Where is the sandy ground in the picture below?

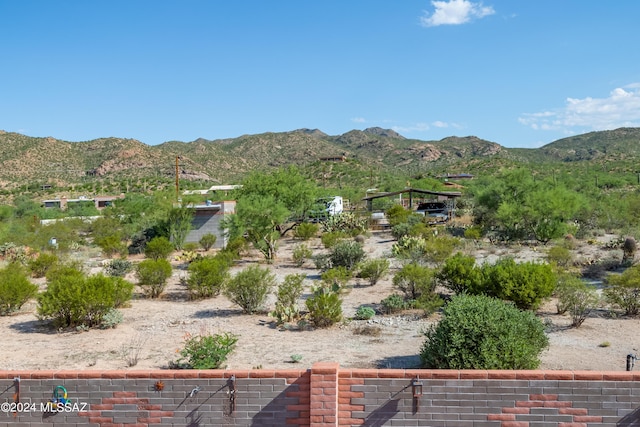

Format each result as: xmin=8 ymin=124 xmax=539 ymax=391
xmin=0 ymin=231 xmax=637 ymax=372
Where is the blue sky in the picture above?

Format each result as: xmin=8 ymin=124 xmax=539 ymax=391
xmin=2 ymin=1 xmax=640 ymax=148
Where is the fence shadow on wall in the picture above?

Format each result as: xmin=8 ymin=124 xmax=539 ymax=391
xmin=618 ymin=406 xmax=640 ymax=426
xmin=251 ymin=374 xmax=309 ymax=426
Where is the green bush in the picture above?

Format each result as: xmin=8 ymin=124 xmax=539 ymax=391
xmin=391 ymin=223 xmax=412 ymax=240
xmin=136 ymin=259 xmax=173 ymax=298
xmin=463 ymin=226 xmax=482 ymax=240
xmin=271 ymin=274 xmax=305 ymax=324
xmin=292 ymin=243 xmax=313 ymax=267
xmin=321 ymin=212 xmax=367 ymax=235
xmin=186 ymin=255 xmax=231 ymax=299
xmin=437 ymin=253 xmax=483 ymax=295
xmin=27 ymin=252 xmax=59 ymax=278
xmin=482 ymin=258 xmax=556 ymax=310
xmin=321 ymin=267 xmax=352 ymax=289
xmin=100 ymin=308 xmax=124 ymax=329
xmin=0 ymin=263 xmax=38 ymax=315
xmin=321 ymin=231 xmax=346 ymax=249
xmin=305 ymin=285 xmax=343 ymax=328
xmin=392 ymin=263 xmax=434 ymax=300
xmin=329 ymin=240 xmax=365 ymax=271
xmin=546 ymin=245 xmax=573 ymax=269
xmin=199 ymin=233 xmax=217 ymax=251
xmin=357 ymin=258 xmax=390 ymax=286
xmin=354 ymin=306 xmax=376 ymax=320
xmin=144 ymin=236 xmax=174 ymax=260
xmin=420 ymin=294 xmax=549 ymax=369
xmin=38 ymin=270 xmax=134 ymax=328
xmin=411 ymin=292 xmax=444 ymax=316
xmin=96 ymin=234 xmax=128 ymax=258
xmin=604 ymin=264 xmax=640 ymax=315
xmin=294 ymin=222 xmax=319 ymax=240
xmin=224 ymin=265 xmax=276 ymax=314
xmin=104 ymin=259 xmax=133 ymax=277
xmin=555 ymin=274 xmax=599 ymax=327
xmin=385 ymin=204 xmax=412 ymax=227
xmin=175 ymin=332 xmax=238 ymax=369
xmin=380 ymin=294 xmax=406 ymax=314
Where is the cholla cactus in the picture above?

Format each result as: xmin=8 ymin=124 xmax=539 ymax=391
xmin=321 ymin=212 xmax=367 ymax=234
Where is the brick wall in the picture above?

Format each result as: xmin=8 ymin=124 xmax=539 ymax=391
xmin=1 ymin=365 xmax=639 ymax=426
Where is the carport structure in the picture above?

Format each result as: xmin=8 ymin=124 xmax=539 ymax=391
xmin=362 ymin=187 xmax=462 ymax=219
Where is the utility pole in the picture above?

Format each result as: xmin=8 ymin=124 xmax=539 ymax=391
xmin=175 ymin=156 xmax=181 ymax=201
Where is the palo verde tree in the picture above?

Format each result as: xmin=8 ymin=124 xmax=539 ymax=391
xmin=223 ymin=166 xmax=320 ymax=261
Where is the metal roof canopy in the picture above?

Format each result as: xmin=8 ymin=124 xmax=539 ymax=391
xmin=362 ymin=188 xmax=461 ymax=211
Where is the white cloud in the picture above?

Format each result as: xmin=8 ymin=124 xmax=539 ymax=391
xmin=351 ymin=117 xmax=367 ymax=123
xmin=421 ymin=0 xmax=495 ymax=27
xmin=519 ymin=84 xmax=640 ymax=133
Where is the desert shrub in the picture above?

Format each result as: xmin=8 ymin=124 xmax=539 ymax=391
xmin=175 ymin=332 xmax=238 ymax=369
xmin=28 ymin=252 xmax=59 ymax=278
xmin=436 ymin=253 xmax=483 ymax=295
xmin=392 ymin=263 xmax=435 ymax=300
xmin=604 ymin=264 xmax=640 ymax=315
xmin=354 ymin=306 xmax=376 ymax=320
xmin=294 ymin=222 xmax=319 ymax=240
xmin=357 ymin=258 xmax=390 ymax=286
xmin=104 ymin=259 xmax=133 ymax=277
xmin=271 ymin=274 xmax=305 ymax=324
xmin=321 ymin=267 xmax=352 ymax=288
xmin=292 ymin=243 xmax=312 ymax=267
xmin=420 ymin=294 xmax=549 ymax=369
xmin=321 ymin=231 xmax=347 ymax=249
xmin=100 ymin=308 xmax=124 ymax=329
xmin=96 ymin=234 xmax=128 ymax=258
xmin=144 ymin=236 xmax=174 ymax=260
xmin=312 ymin=253 xmax=332 ymax=271
xmin=136 ymin=259 xmax=173 ymax=298
xmin=411 ymin=292 xmax=444 ymax=316
xmin=199 ymin=233 xmax=217 ymax=251
xmin=555 ymin=274 xmax=599 ymax=327
xmin=380 ymin=294 xmax=407 ymax=314
xmin=182 ymin=242 xmax=200 ymax=252
xmin=0 ymin=263 xmax=38 ymax=315
xmin=481 ymin=258 xmax=556 ymax=310
xmin=329 ymin=240 xmax=365 ymax=271
xmin=546 ymin=245 xmax=572 ymax=269
xmin=224 ymin=265 xmax=276 ymax=314
xmin=385 ymin=204 xmax=412 ymax=227
xmin=38 ymin=271 xmax=133 ymax=328
xmin=305 ymin=285 xmax=343 ymax=327
xmin=463 ymin=226 xmax=482 ymax=240
xmin=221 ymin=236 xmax=247 ymax=259
xmin=391 ymin=222 xmax=412 ymax=240
xmin=186 ymin=256 xmax=230 ymax=299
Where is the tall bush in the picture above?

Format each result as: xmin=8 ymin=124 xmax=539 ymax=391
xmin=329 ymin=240 xmax=365 ymax=271
xmin=421 ymin=294 xmax=549 ymax=369
xmin=604 ymin=264 xmax=640 ymax=315
xmin=38 ymin=271 xmax=133 ymax=328
xmin=0 ymin=263 xmax=38 ymax=315
xmin=224 ymin=265 xmax=276 ymax=314
xmin=144 ymin=236 xmax=174 ymax=260
xmin=392 ymin=263 xmax=434 ymax=300
xmin=186 ymin=255 xmax=231 ymax=299
xmin=136 ymin=259 xmax=173 ymax=298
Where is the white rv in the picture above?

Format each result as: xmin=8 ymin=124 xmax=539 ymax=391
xmin=310 ymin=196 xmax=344 ymax=220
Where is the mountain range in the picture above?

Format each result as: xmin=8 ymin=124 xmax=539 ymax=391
xmin=1 ymin=127 xmax=640 ymax=191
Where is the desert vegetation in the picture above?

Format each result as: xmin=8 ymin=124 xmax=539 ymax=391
xmin=2 ymin=127 xmax=640 ymax=370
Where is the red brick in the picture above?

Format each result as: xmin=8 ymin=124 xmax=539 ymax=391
xmin=487 ymin=370 xmax=517 ymax=380
xmin=603 ymin=372 xmax=635 ymax=381
xmin=311 ymin=362 xmax=339 ymax=375
xmin=530 ymin=394 xmax=558 ymax=401
xmin=572 ymin=371 xmax=604 ymax=381
xmin=574 ymin=416 xmax=603 ymax=422
xmin=92 ymin=404 xmax=115 ymax=410
xmin=543 ymin=371 xmax=574 ymax=380
xmin=559 ymin=408 xmax=588 ymax=415
xmin=501 ymin=422 xmax=529 ymax=427
xmin=558 ymin=423 xmax=587 ymax=427
xmin=459 ymin=370 xmax=489 ymax=379
xmin=502 ymin=407 xmax=530 ymax=414
xmin=516 ymin=400 xmax=544 ymax=407
xmin=138 ymin=418 xmax=162 ymax=424
xmin=487 ymin=414 xmax=515 ymax=421
xmin=339 ymin=418 xmax=364 ymax=425
xmin=113 ymin=391 xmax=137 ymax=398
xmin=149 ymin=410 xmax=174 ymax=417
xmin=544 ymin=401 xmax=572 ymax=408
xmin=339 ymin=378 xmax=364 ymax=385
xmin=250 ymin=370 xmax=278 ymax=378
xmin=89 ymin=417 xmax=114 ymax=424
